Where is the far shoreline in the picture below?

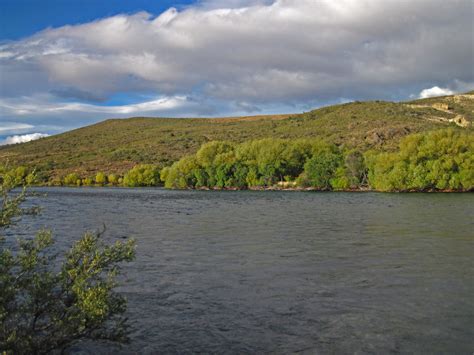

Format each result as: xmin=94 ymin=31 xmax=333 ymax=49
xmin=30 ymin=185 xmax=473 ymax=193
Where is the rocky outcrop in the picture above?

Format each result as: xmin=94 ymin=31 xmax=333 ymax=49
xmin=432 ymin=103 xmax=453 ymax=112
xmin=452 ymin=115 xmax=470 ymax=127
xmin=406 ymin=94 xmax=473 ymax=128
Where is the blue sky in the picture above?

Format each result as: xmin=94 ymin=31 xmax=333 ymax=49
xmin=0 ymin=0 xmax=195 ymax=40
xmin=0 ymin=0 xmax=472 ymax=144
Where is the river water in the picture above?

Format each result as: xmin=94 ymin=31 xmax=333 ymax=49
xmin=12 ymin=188 xmax=474 ymax=353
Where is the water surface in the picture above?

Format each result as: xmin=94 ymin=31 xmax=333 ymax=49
xmin=15 ymin=188 xmax=474 ymax=353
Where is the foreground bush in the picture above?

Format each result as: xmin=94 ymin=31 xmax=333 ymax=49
xmin=0 ymin=230 xmax=135 ymax=353
xmin=0 ymin=166 xmax=35 ymax=188
xmin=0 ymin=170 xmax=136 ymax=353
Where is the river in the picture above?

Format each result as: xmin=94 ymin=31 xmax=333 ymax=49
xmin=12 ymin=188 xmax=474 ymax=353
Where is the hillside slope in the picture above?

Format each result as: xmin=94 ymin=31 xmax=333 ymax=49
xmin=1 ymin=93 xmax=472 ymax=180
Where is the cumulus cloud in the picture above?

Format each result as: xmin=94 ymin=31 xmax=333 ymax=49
xmin=419 ymin=86 xmax=454 ymax=99
xmin=0 ymin=0 xmax=472 ymax=134
xmin=0 ymin=133 xmax=49 ymax=145
xmin=417 ymin=80 xmax=474 ymax=99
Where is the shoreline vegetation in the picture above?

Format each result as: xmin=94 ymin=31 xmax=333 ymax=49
xmin=2 ymin=128 xmax=473 ymax=193
xmin=1 ymin=92 xmax=473 ymax=183
xmin=23 ymin=185 xmax=473 ymax=193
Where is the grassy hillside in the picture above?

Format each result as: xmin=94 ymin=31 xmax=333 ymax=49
xmin=1 ymin=93 xmax=472 ymax=180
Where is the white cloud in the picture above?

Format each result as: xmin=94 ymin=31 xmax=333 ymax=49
xmin=0 ymin=95 xmax=204 ymax=117
xmin=0 ymin=0 xmax=472 ymax=134
xmin=419 ymin=86 xmax=455 ymax=99
xmin=0 ymin=133 xmax=49 ymax=145
xmin=0 ymin=122 xmax=34 ymax=134
xmin=1 ymin=0 xmax=471 ymax=101
xmin=197 ymin=0 xmax=274 ymax=9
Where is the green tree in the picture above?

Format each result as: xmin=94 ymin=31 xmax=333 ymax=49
xmin=344 ymin=150 xmax=367 ymax=187
xmin=123 ymin=164 xmax=160 ymax=187
xmin=162 ymin=156 xmax=199 ymax=189
xmin=366 ymin=129 xmax=473 ymax=191
xmin=301 ymin=147 xmax=343 ymax=190
xmin=235 ymin=139 xmax=287 ymax=186
xmin=281 ymin=140 xmax=313 ymax=179
xmin=196 ymin=141 xmax=234 ymax=167
xmin=0 ymin=172 xmax=136 ymax=353
xmin=228 ymin=162 xmax=249 ymax=188
xmin=158 ymin=128 xmax=473 ymax=192
xmin=196 ymin=141 xmax=235 ymax=188
xmin=330 ymin=166 xmax=351 ymax=190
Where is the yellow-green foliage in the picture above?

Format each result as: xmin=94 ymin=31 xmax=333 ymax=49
xmin=82 ymin=177 xmax=93 ymax=186
xmin=107 ymin=174 xmax=119 ymax=185
xmin=95 ymin=172 xmax=107 ymax=185
xmin=0 ymin=166 xmax=35 ymax=187
xmin=161 ymin=138 xmax=357 ymax=190
xmin=366 ymin=129 xmax=474 ymax=191
xmin=122 ymin=164 xmax=160 ymax=187
xmin=63 ymin=173 xmax=80 ymax=186
xmin=162 ymin=156 xmax=199 ymax=189
xmin=162 ymin=128 xmax=473 ymax=191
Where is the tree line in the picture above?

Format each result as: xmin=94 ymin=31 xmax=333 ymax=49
xmin=2 ymin=128 xmax=472 ymax=191
xmin=49 ymin=165 xmax=159 ymax=188
xmin=161 ymin=128 xmax=473 ymax=191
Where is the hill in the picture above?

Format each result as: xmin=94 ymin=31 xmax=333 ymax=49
xmin=1 ymin=93 xmax=472 ymax=181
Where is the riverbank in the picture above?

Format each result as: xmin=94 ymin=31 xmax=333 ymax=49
xmin=189 ymin=186 xmax=472 ymax=193
xmin=32 ymin=183 xmax=472 ymax=193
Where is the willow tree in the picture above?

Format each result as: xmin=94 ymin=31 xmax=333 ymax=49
xmin=0 ymin=169 xmax=136 ymax=354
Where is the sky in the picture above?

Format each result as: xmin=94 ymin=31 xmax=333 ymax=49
xmin=0 ymin=0 xmax=473 ymax=144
